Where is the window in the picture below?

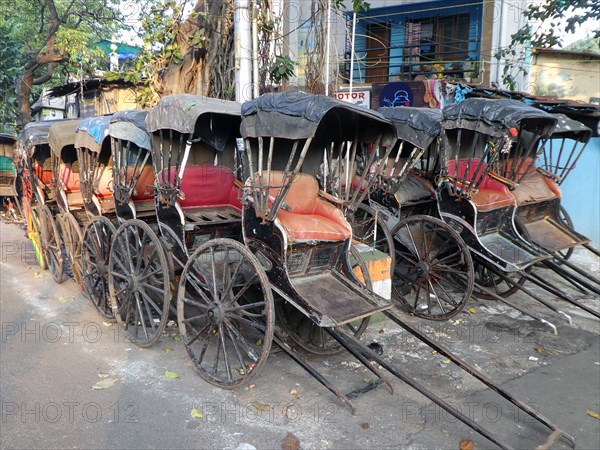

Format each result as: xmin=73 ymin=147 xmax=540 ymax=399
xmin=405 ymin=14 xmax=470 ymax=64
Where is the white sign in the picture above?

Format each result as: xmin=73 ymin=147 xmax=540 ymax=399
xmin=334 ymin=91 xmax=371 ymax=109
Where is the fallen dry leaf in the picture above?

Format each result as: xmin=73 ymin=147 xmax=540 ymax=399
xmin=459 ymin=439 xmax=474 ymax=450
xmin=468 ymin=307 xmax=476 ymax=314
xmin=97 ymin=373 xmax=109 ymax=379
xmin=535 ymin=347 xmax=545 ymax=354
xmin=164 ymin=370 xmax=179 ymax=379
xmin=164 ymin=347 xmax=172 ymax=353
xmin=281 ymin=432 xmax=300 ymax=450
xmin=361 ymin=422 xmax=369 ymax=429
xmin=92 ymin=378 xmax=116 ymax=390
xmin=289 ymin=389 xmax=300 ymax=399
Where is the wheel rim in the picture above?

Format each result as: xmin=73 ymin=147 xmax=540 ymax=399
xmin=391 ymin=216 xmax=474 ymax=320
xmin=40 ymin=205 xmax=64 ymax=283
xmin=109 ymin=219 xmax=170 ymax=347
xmin=82 ymin=217 xmax=116 ymax=320
xmin=61 ymin=213 xmax=84 ymax=289
xmin=177 ymin=238 xmax=274 ymax=388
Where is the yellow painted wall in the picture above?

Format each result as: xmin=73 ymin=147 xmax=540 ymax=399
xmin=530 ymin=52 xmax=600 ymax=103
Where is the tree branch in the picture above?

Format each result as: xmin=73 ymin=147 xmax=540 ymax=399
xmin=33 ymin=61 xmax=59 ymax=85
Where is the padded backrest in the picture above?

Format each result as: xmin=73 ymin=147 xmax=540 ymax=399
xmin=95 ymin=165 xmax=113 ymax=197
xmin=381 ymin=157 xmax=411 ymax=177
xmin=0 ymin=156 xmax=15 ymax=174
xmin=162 ymin=165 xmax=241 ymax=209
xmin=33 ymin=162 xmax=53 ymax=186
xmin=263 ymin=171 xmax=318 ymax=214
xmin=447 ymin=158 xmax=488 ymax=182
xmin=497 ymin=157 xmax=536 ymax=179
xmin=59 ymin=163 xmax=80 ymax=192
xmin=132 ymin=165 xmax=155 ymax=201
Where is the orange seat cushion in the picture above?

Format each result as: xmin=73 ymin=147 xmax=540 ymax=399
xmin=59 ymin=164 xmax=80 ymax=192
xmin=447 ymin=159 xmax=516 ymax=211
xmin=262 ymin=171 xmax=351 ymax=242
xmin=33 ymin=163 xmax=53 ymax=186
xmin=131 ymin=165 xmax=155 ymax=202
xmin=512 ymin=171 xmax=561 ymax=205
xmin=159 ymin=165 xmax=241 ymax=210
xmin=95 ymin=166 xmax=113 ymax=198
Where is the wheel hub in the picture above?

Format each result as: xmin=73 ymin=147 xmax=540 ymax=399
xmin=207 ymin=304 xmax=224 ymax=325
xmin=415 ymin=261 xmax=430 ymax=278
xmin=97 ymin=263 xmax=107 ymax=277
xmin=126 ymin=276 xmax=139 ymax=293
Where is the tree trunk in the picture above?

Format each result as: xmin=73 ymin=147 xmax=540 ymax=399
xmin=158 ymin=0 xmax=235 ymax=99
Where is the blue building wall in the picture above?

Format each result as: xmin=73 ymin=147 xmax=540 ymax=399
xmin=351 ymin=0 xmax=483 ymax=83
xmin=560 ymin=137 xmax=600 ymax=246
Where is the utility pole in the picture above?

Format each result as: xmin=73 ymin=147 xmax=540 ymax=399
xmin=235 ymin=0 xmax=253 ymax=102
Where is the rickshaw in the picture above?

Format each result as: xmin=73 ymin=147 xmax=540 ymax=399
xmin=493 ymin=113 xmax=600 ymax=303
xmin=362 ymin=106 xmax=475 ymax=320
xmin=175 ymin=92 xmax=574 ymax=449
xmin=106 ymin=109 xmax=161 ymax=339
xmin=47 ymin=119 xmax=85 ymax=287
xmin=20 ymin=121 xmax=62 ymax=276
xmin=0 ymin=133 xmax=22 ymax=220
xmin=74 ymin=115 xmax=117 ymax=318
xmin=437 ymin=98 xmax=597 ymax=324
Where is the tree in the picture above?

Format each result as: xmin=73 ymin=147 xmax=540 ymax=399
xmin=118 ymin=0 xmax=373 ymax=105
xmin=2 ymin=0 xmax=124 ymax=126
xmin=0 ymin=23 xmax=27 ymax=133
xmin=496 ymin=0 xmax=600 ymax=90
xmin=114 ymin=0 xmax=236 ymax=105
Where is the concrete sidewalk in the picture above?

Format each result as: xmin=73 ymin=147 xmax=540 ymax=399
xmin=1 ymin=220 xmax=599 ymax=449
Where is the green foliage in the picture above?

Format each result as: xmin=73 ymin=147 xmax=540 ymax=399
xmin=269 ymin=55 xmax=296 ymax=85
xmin=565 ymin=37 xmax=600 ymax=54
xmin=0 ymin=24 xmax=26 ymax=132
xmin=1 ymin=0 xmax=125 ymax=124
xmin=497 ymin=0 xmax=599 ymax=89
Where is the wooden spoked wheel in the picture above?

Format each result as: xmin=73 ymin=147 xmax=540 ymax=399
xmin=82 ymin=216 xmax=117 ymax=320
xmin=40 ymin=205 xmax=65 ymax=283
xmin=391 ymin=215 xmax=474 ymax=320
xmin=60 ymin=212 xmax=84 ymax=290
xmin=109 ymin=219 xmax=170 ymax=347
xmin=275 ymin=246 xmax=371 ymax=355
xmin=177 ymin=238 xmax=274 ymax=388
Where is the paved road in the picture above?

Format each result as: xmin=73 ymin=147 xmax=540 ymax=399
xmin=1 ymin=220 xmax=599 ymax=449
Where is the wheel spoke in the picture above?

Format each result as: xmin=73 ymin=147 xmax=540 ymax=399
xmin=225 ymin=301 xmax=265 ymax=313
xmin=224 ymin=321 xmax=247 ymax=376
xmin=218 ymin=324 xmax=233 ymax=381
xmin=186 ymin=323 xmax=211 ymax=347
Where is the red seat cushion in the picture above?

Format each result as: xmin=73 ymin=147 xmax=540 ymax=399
xmin=261 ymin=171 xmax=351 ymax=242
xmin=160 ymin=165 xmax=241 ymax=210
xmin=59 ymin=164 xmax=80 ymax=192
xmin=447 ymin=159 xmax=516 ymax=211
